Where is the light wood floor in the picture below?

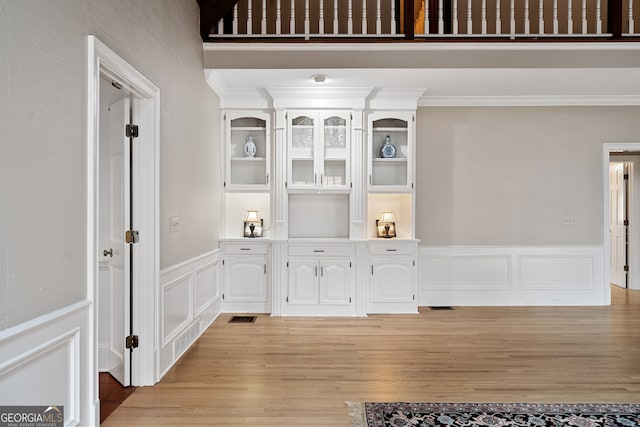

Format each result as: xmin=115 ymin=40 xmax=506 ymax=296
xmin=103 ymin=286 xmax=640 ymax=426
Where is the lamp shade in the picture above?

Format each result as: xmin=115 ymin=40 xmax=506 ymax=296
xmin=244 ymin=210 xmax=260 ymax=222
xmin=380 ymin=212 xmax=396 ymax=223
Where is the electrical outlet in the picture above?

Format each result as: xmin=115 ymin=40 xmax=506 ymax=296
xmin=170 ymin=216 xmax=180 ymax=233
xmin=562 ymin=215 xmax=577 ymax=226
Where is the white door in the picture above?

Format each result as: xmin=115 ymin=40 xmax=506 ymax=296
xmin=288 ymin=259 xmax=318 ymax=305
xmin=610 ymin=162 xmax=627 ymax=288
xmin=318 ymin=259 xmax=351 ymax=305
xmin=106 ymin=98 xmax=131 ymax=386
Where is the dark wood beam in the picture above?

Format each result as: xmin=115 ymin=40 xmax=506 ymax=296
xmin=404 ymin=0 xmax=415 ymax=40
xmin=197 ymin=0 xmax=239 ymax=41
xmin=607 ymin=0 xmax=623 ymax=39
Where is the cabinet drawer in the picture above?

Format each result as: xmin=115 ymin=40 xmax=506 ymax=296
xmin=289 ymin=244 xmax=352 ymax=257
xmin=223 ymin=242 xmax=269 ymax=255
xmin=369 ymin=244 xmax=415 ymax=256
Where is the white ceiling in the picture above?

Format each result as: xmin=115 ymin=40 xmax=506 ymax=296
xmin=203 ymin=42 xmax=640 ymax=106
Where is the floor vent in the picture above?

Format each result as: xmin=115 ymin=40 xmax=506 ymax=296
xmin=173 ymin=321 xmax=202 ymax=360
xmin=228 ymin=315 xmax=257 ymax=323
xmin=430 ymin=306 xmax=454 ymax=310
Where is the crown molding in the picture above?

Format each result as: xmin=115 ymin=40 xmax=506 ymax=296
xmin=418 ymin=95 xmax=640 ymax=107
xmin=266 ymin=87 xmax=373 ymax=109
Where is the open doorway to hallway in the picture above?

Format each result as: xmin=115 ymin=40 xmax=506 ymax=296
xmin=97 ymin=75 xmax=137 ymax=420
xmin=604 ymin=144 xmax=640 ymax=305
xmin=87 ymin=36 xmax=160 ymax=424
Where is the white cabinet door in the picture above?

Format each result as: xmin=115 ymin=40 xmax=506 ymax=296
xmin=224 ymin=256 xmax=268 ymax=302
xmin=288 ymin=259 xmax=318 ymax=305
xmin=368 ymin=112 xmax=414 ymax=192
xmin=288 ymin=110 xmax=350 ymax=191
xmin=225 ymin=111 xmax=270 ymax=191
xmin=370 ymin=257 xmax=414 ymax=303
xmin=319 ymin=259 xmax=351 ymax=305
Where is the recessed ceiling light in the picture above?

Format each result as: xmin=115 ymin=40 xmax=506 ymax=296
xmin=311 ymin=74 xmax=327 ymax=83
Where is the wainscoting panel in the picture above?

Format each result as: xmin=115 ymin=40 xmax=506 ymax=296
xmin=158 ymin=250 xmax=221 ymax=379
xmin=194 ymin=261 xmax=220 ymax=317
xmin=419 ymin=246 xmax=604 ymax=306
xmin=520 ymin=255 xmax=594 ymax=290
xmin=0 ymin=301 xmax=91 ymax=426
xmin=161 ymin=273 xmax=193 ymax=347
xmin=421 ymin=255 xmax=511 ymax=290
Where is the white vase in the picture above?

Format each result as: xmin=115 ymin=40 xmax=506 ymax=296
xmin=244 ymin=134 xmax=256 ymax=157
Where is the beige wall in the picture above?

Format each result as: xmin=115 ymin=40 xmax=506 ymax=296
xmin=0 ymin=0 xmax=221 ymax=329
xmin=415 ymin=106 xmax=640 ymax=246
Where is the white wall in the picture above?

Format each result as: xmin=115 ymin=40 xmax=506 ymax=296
xmin=0 ymin=0 xmax=221 ymax=329
xmin=415 ymin=106 xmax=640 ymax=246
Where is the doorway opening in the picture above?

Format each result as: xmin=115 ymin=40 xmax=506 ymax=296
xmin=97 ymin=75 xmax=136 ymax=415
xmin=603 ymin=143 xmax=640 ymax=305
xmin=87 ymin=35 xmax=160 ymax=423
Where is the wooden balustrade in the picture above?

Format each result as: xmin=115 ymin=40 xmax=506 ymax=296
xmin=204 ymin=0 xmax=640 ymax=40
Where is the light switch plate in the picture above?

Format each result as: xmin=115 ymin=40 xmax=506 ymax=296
xmin=170 ymin=216 xmax=180 ymax=232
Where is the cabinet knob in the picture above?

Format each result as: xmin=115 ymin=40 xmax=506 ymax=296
xmin=240 ymin=248 xmax=252 ymax=251
xmin=103 ymin=248 xmax=113 ymax=257
xmin=313 ymin=249 xmax=325 ymax=253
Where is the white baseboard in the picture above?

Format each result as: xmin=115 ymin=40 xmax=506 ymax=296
xmin=158 ymin=250 xmax=222 ymax=379
xmin=0 ymin=300 xmax=93 ymax=427
xmin=419 ymin=246 xmax=605 ymax=306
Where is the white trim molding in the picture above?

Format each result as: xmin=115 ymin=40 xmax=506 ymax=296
xmin=158 ymin=250 xmax=222 ymax=379
xmin=87 ymin=36 xmax=160 ymax=396
xmin=419 ymin=246 xmax=604 ymax=306
xmin=0 ymin=301 xmax=91 ymax=427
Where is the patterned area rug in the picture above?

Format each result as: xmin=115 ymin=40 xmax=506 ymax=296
xmin=346 ymin=402 xmax=640 ymax=427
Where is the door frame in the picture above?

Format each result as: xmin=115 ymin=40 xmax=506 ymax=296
xmin=87 ymin=35 xmax=159 ymax=401
xmin=603 ymin=143 xmax=640 ymax=304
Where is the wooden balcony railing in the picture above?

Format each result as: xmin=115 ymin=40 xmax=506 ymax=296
xmin=202 ymin=0 xmax=640 ymax=41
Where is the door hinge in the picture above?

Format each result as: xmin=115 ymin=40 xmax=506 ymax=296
xmin=624 ymin=219 xmax=629 ymax=226
xmin=624 ymin=265 xmax=629 ymax=272
xmin=125 ymin=335 xmax=139 ymax=349
xmin=624 ymin=173 xmax=629 ymax=180
xmin=125 ymin=230 xmax=139 ymax=244
xmin=126 ymin=124 xmax=139 ymax=138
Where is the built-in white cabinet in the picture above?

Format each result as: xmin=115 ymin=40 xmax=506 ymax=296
xmin=284 ymin=243 xmax=355 ymax=316
xmin=287 ymin=110 xmax=351 ymax=192
xmin=224 ymin=111 xmax=270 ymax=191
xmin=367 ymin=241 xmax=418 ymax=314
xmin=221 ymin=240 xmax=270 ymax=313
xmin=368 ymin=112 xmax=414 ymax=192
xmin=219 ymin=91 xmax=422 ymax=316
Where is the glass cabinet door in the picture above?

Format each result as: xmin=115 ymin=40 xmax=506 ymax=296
xmin=288 ymin=111 xmax=351 ymax=191
xmin=369 ymin=114 xmax=412 ymax=191
xmin=322 ymin=114 xmax=349 ymax=189
xmin=289 ymin=114 xmax=316 ymax=188
xmin=226 ymin=112 xmax=270 ymax=190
